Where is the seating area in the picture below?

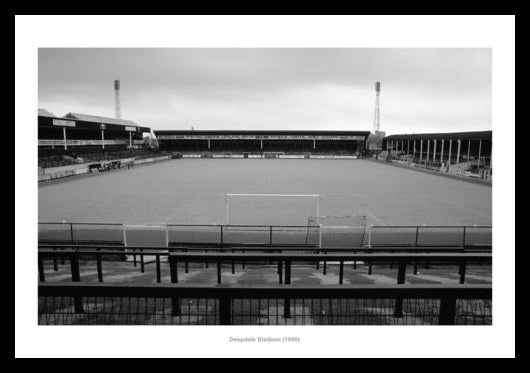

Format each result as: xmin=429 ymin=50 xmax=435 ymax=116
xmin=38 ymin=148 xmax=162 ymax=169
xmin=38 ymin=155 xmax=79 ymax=169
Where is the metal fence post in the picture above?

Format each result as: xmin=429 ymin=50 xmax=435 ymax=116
xmin=70 ymin=251 xmax=83 ymax=313
xmin=169 ymin=255 xmax=180 ymax=316
xmin=284 ymin=260 xmax=292 ymax=318
xmin=51 ymin=248 xmax=58 ymax=272
xmin=156 ymin=254 xmax=161 ymax=283
xmin=96 ymin=249 xmax=103 ymax=282
xmin=184 ymin=248 xmax=189 ymax=274
xmin=231 ymin=249 xmax=235 ymax=274
xmin=169 ymin=255 xmax=178 ymax=284
xmin=70 ymin=252 xmax=81 ymax=282
xmin=339 ymin=261 xmax=344 ymax=285
xmin=394 ymin=260 xmax=407 ymax=318
xmin=459 ymin=260 xmax=467 ymax=284
xmin=397 ymin=260 xmax=407 ymax=284
xmin=70 ymin=223 xmax=74 ymax=243
xmin=323 ymin=248 xmax=327 ymax=275
xmin=38 ymin=254 xmax=45 ymax=282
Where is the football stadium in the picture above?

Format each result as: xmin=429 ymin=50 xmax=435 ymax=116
xmin=37 ymin=104 xmax=492 ymax=326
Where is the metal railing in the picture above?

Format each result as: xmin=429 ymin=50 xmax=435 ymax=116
xmin=39 ymin=222 xmax=492 ymax=249
xmin=38 ymin=282 xmax=492 ymax=325
xmin=368 ymin=225 xmax=492 ymax=248
xmin=38 ymin=248 xmax=491 ymax=286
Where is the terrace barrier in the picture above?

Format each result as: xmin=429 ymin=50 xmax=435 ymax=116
xmin=38 ymin=282 xmax=492 ymax=325
xmin=38 ymin=248 xmax=491 ymax=287
xmin=39 ymin=222 xmax=492 ymax=249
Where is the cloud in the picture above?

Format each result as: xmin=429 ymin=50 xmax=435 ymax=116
xmin=38 ymin=48 xmax=492 ymax=134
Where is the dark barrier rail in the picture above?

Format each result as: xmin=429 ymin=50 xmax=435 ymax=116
xmin=38 ymin=249 xmax=491 ymax=288
xmin=38 ymin=282 xmax=492 ymax=325
xmin=166 ymin=252 xmax=491 ymax=286
xmin=39 ymin=222 xmax=492 ymax=249
xmin=39 ymin=242 xmax=491 ymax=284
xmin=369 ymin=225 xmax=492 ymax=248
xmin=38 ymin=243 xmax=491 ymax=252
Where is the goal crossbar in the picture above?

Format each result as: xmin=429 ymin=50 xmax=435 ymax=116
xmin=225 ymin=194 xmax=319 ymax=198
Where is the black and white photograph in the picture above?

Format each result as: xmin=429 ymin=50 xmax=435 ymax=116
xmin=15 ymin=15 xmax=515 ymax=358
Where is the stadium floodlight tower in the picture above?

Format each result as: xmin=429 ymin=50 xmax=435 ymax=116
xmin=373 ymin=81 xmax=381 ymax=133
xmin=114 ymin=79 xmax=121 ymax=119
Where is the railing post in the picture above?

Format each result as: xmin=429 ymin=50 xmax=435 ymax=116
xmin=339 ymin=261 xmax=344 ymax=285
xmin=219 ymin=296 xmax=232 ymax=325
xmin=323 ymin=248 xmax=327 ymax=275
xmin=459 ymin=260 xmax=467 ymax=284
xmin=285 ymin=260 xmax=291 ymax=285
xmin=53 ymin=248 xmax=58 ymax=271
xmin=184 ymin=248 xmax=189 ymax=274
xmin=217 ymin=262 xmax=222 ymax=284
xmin=269 ymin=226 xmax=273 ymax=246
xmin=220 ymin=225 xmax=224 ymax=246
xmin=169 ymin=255 xmax=178 ymax=284
xmin=278 ymin=260 xmax=283 ymax=285
xmin=70 ymin=252 xmax=81 ymax=282
xmin=70 ymin=251 xmax=83 ymax=313
xmin=283 ymin=260 xmax=292 ymax=318
xmin=439 ymin=296 xmax=457 ymax=325
xmin=38 ymin=254 xmax=45 ymax=282
xmin=70 ymin=223 xmax=74 ymax=243
xmin=156 ymin=254 xmax=161 ymax=283
xmin=169 ymin=255 xmax=180 ymax=316
xmin=394 ymin=260 xmax=407 ymax=318
xmin=397 ymin=260 xmax=407 ymax=284
xmin=96 ymin=249 xmax=103 ymax=282
xmin=140 ymin=249 xmax=145 ymax=273
xmin=231 ymin=249 xmax=235 ymax=274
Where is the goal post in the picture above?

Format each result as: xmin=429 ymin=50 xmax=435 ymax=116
xmin=224 ymin=194 xmax=320 ymax=226
xmin=122 ymin=224 xmax=169 ymax=263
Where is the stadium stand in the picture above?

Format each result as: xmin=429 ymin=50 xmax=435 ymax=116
xmin=383 ymin=131 xmax=492 ymax=181
xmin=38 ymin=109 xmax=158 ymax=179
xmin=154 ymin=130 xmax=371 ymax=156
xmin=38 ymin=109 xmax=151 ymax=159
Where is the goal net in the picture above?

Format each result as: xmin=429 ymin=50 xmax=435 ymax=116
xmin=225 ymin=194 xmax=320 ymax=226
xmin=224 ymin=194 xmax=321 ymax=246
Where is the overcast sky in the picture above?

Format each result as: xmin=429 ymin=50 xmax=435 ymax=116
xmin=38 ymin=48 xmax=491 ymax=135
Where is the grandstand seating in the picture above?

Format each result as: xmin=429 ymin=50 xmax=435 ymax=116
xmin=38 ymin=148 xmax=163 ymax=169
